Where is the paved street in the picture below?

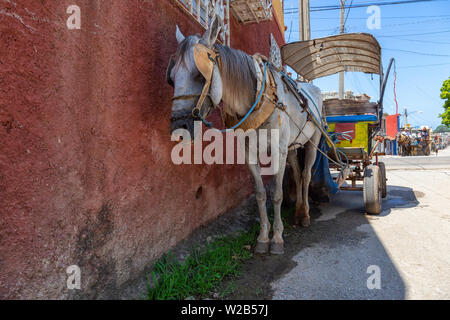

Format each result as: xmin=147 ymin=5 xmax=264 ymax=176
xmin=230 ymin=148 xmax=450 ymax=300
xmin=381 ymin=150 xmax=450 ymax=171
xmin=270 ymin=148 xmax=450 ymax=299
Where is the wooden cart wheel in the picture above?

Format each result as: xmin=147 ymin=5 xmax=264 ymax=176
xmin=363 ymin=165 xmax=382 ymax=215
xmin=378 ymin=162 xmax=387 ymax=198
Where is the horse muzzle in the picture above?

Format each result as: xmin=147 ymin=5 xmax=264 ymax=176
xmin=170 ymin=110 xmax=195 ymax=137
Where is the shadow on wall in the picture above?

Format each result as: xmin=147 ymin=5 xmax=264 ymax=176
xmin=227 ymin=185 xmax=419 ymax=300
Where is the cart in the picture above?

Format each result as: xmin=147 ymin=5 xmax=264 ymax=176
xmin=406 ymin=127 xmax=432 ymax=156
xmin=281 ymin=33 xmax=395 ymax=215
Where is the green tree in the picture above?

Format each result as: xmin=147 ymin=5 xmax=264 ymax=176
xmin=435 ymin=125 xmax=450 ymax=133
xmin=439 ymin=77 xmax=450 ymax=126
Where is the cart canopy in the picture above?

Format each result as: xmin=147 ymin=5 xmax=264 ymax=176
xmin=281 ymin=33 xmax=382 ymax=81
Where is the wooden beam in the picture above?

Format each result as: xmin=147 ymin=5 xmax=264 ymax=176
xmin=324 ymin=98 xmax=378 ymax=116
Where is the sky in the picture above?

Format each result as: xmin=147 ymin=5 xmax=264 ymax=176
xmin=283 ymin=0 xmax=450 ymax=129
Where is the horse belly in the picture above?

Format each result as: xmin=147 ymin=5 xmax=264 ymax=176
xmin=290 ymin=121 xmax=316 ymax=149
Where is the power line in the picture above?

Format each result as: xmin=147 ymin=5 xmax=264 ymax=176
xmin=304 ymin=14 xmax=450 ymax=20
xmin=398 ymin=62 xmax=450 ymax=68
xmin=383 ymin=37 xmax=450 ymax=44
xmin=343 ymin=0 xmax=354 ymax=31
xmin=377 ymin=29 xmax=450 ymax=37
xmin=287 ymin=10 xmax=294 ymax=42
xmin=384 ymin=48 xmax=450 ymax=56
xmin=349 ymin=16 xmax=450 ymax=29
xmin=289 ymin=18 xmax=450 ymax=34
xmin=284 ymin=0 xmax=444 ymax=13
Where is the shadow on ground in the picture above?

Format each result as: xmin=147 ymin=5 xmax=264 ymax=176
xmin=225 ymin=185 xmax=419 ymax=300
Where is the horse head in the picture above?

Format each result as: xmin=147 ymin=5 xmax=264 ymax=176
xmin=167 ymin=14 xmax=223 ymax=140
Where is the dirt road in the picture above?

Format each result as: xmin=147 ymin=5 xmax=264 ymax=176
xmin=230 ymin=148 xmax=450 ymax=300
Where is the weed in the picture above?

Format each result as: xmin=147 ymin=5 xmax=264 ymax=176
xmin=146 ymin=224 xmax=259 ymax=300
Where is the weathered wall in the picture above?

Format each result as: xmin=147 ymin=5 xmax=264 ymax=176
xmin=0 ymin=0 xmax=284 ymax=299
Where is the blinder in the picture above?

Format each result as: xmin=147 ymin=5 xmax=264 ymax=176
xmin=191 ymin=44 xmax=217 ymax=118
xmin=193 ymin=43 xmax=217 ymax=82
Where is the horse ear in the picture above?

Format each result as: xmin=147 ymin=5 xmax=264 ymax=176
xmin=210 ymin=64 xmax=222 ymax=106
xmin=176 ymin=25 xmax=185 ymax=44
xmin=201 ymin=14 xmax=221 ymax=48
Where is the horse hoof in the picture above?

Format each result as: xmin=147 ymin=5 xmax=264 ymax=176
xmin=254 ymin=241 xmax=270 ymax=254
xmin=270 ymin=242 xmax=284 ymax=255
xmin=301 ymin=217 xmax=311 ymax=227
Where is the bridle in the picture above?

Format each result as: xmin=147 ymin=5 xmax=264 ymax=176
xmin=167 ymin=43 xmax=274 ymax=132
xmin=167 ymin=43 xmax=219 ymax=125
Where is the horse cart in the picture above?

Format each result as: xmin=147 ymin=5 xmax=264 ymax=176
xmin=281 ymin=33 xmax=395 ymax=215
xmin=398 ymin=127 xmax=432 ymax=156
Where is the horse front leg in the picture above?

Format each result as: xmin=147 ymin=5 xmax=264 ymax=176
xmin=247 ymin=162 xmax=271 ymax=254
xmin=270 ymin=149 xmax=288 ymax=255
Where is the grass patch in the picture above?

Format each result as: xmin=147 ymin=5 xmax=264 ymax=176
xmin=146 ymin=224 xmax=259 ymax=300
xmin=146 ymin=206 xmax=296 ymax=300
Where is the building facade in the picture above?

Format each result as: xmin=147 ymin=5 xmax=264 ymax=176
xmin=0 ymin=0 xmax=285 ymax=299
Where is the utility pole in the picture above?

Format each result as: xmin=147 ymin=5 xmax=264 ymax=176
xmin=404 ymin=108 xmax=408 ymax=129
xmin=298 ymin=0 xmax=310 ymax=41
xmin=339 ymin=0 xmax=346 ymax=100
xmin=297 ymin=0 xmax=310 ymax=83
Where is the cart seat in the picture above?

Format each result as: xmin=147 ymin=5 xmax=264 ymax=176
xmin=337 ymin=147 xmax=368 ymax=161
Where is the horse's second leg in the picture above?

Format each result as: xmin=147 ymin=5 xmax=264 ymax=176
xmin=299 ymin=132 xmax=321 ymax=227
xmin=287 ymin=150 xmax=303 ymax=226
xmin=270 ymin=149 xmax=288 ymax=255
xmin=247 ymin=163 xmax=271 ymax=254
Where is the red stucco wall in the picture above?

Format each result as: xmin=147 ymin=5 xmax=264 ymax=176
xmin=0 ymin=0 xmax=284 ymax=299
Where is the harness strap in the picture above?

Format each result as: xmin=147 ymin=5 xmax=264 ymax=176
xmin=172 ymin=94 xmax=202 ymax=101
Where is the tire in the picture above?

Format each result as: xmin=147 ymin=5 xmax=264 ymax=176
xmin=378 ymin=162 xmax=387 ymax=198
xmin=363 ymin=165 xmax=382 ymax=215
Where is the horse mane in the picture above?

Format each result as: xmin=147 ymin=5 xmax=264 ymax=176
xmin=175 ymin=35 xmax=258 ymax=117
xmin=214 ymin=44 xmax=257 ymax=116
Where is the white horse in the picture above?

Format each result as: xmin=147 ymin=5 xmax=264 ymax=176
xmin=168 ymin=15 xmax=323 ymax=254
